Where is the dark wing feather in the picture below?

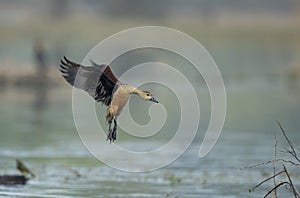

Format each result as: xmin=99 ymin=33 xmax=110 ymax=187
xmin=59 ymin=56 xmax=119 ymax=106
xmin=90 ymin=60 xmax=119 ymax=84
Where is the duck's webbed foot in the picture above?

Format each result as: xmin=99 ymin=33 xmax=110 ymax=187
xmin=107 ymin=119 xmax=117 ymax=143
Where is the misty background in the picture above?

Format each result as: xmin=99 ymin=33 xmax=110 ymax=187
xmin=0 ymin=1 xmax=300 ymax=197
xmin=1 ymin=0 xmax=299 ymax=132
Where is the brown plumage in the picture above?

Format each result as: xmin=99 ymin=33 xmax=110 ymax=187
xmin=59 ymin=57 xmax=159 ymax=142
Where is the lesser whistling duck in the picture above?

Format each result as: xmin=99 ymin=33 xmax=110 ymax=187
xmin=59 ymin=57 xmax=159 ymax=142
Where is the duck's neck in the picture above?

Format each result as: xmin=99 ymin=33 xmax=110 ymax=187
xmin=132 ymin=89 xmax=144 ymax=96
xmin=126 ymin=85 xmax=143 ymax=96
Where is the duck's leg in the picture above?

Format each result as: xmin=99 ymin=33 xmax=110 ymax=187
xmin=107 ymin=118 xmax=117 ymax=142
xmin=107 ymin=119 xmax=114 ymax=143
xmin=112 ymin=118 xmax=117 ymax=141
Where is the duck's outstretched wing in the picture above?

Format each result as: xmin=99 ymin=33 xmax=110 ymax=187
xmin=59 ymin=56 xmax=119 ymax=106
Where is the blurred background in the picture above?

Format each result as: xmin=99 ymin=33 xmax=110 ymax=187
xmin=0 ymin=0 xmax=300 ymax=197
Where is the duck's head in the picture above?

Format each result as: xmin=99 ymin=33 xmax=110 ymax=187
xmin=140 ymin=91 xmax=159 ymax=103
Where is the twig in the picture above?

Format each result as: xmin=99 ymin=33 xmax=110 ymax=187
xmin=248 ymin=122 xmax=300 ymax=197
xmin=277 ymin=121 xmax=300 ymax=163
xmin=164 ymin=191 xmax=173 ymax=198
xmin=241 ymin=158 xmax=300 ymax=170
xmin=249 ymin=170 xmax=285 ymax=192
xmin=273 ymin=132 xmax=278 ymax=197
xmin=263 ymin=182 xmax=290 ymax=198
xmin=283 ymin=165 xmax=300 ymax=198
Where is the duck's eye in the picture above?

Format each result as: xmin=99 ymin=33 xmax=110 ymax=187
xmin=147 ymin=94 xmax=150 ymax=96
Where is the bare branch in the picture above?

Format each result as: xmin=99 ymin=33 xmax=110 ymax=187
xmin=263 ymin=182 xmax=290 ymax=198
xmin=283 ymin=165 xmax=300 ymax=198
xmin=248 ymin=122 xmax=300 ymax=197
xmin=164 ymin=191 xmax=173 ymax=198
xmin=273 ymin=133 xmax=278 ymax=197
xmin=249 ymin=170 xmax=285 ymax=192
xmin=277 ymin=121 xmax=300 ymax=163
xmin=242 ymin=158 xmax=300 ymax=170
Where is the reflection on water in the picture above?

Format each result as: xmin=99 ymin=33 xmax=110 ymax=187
xmin=31 ymin=84 xmax=48 ymax=129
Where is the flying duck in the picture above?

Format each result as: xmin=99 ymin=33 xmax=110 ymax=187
xmin=59 ymin=57 xmax=159 ymax=142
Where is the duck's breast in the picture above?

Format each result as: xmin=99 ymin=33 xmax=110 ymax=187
xmin=109 ymin=86 xmax=131 ymax=117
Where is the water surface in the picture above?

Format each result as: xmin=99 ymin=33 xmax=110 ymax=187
xmin=0 ymin=85 xmax=299 ymax=197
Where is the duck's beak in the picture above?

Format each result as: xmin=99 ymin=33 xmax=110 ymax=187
xmin=149 ymin=97 xmax=159 ymax=103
